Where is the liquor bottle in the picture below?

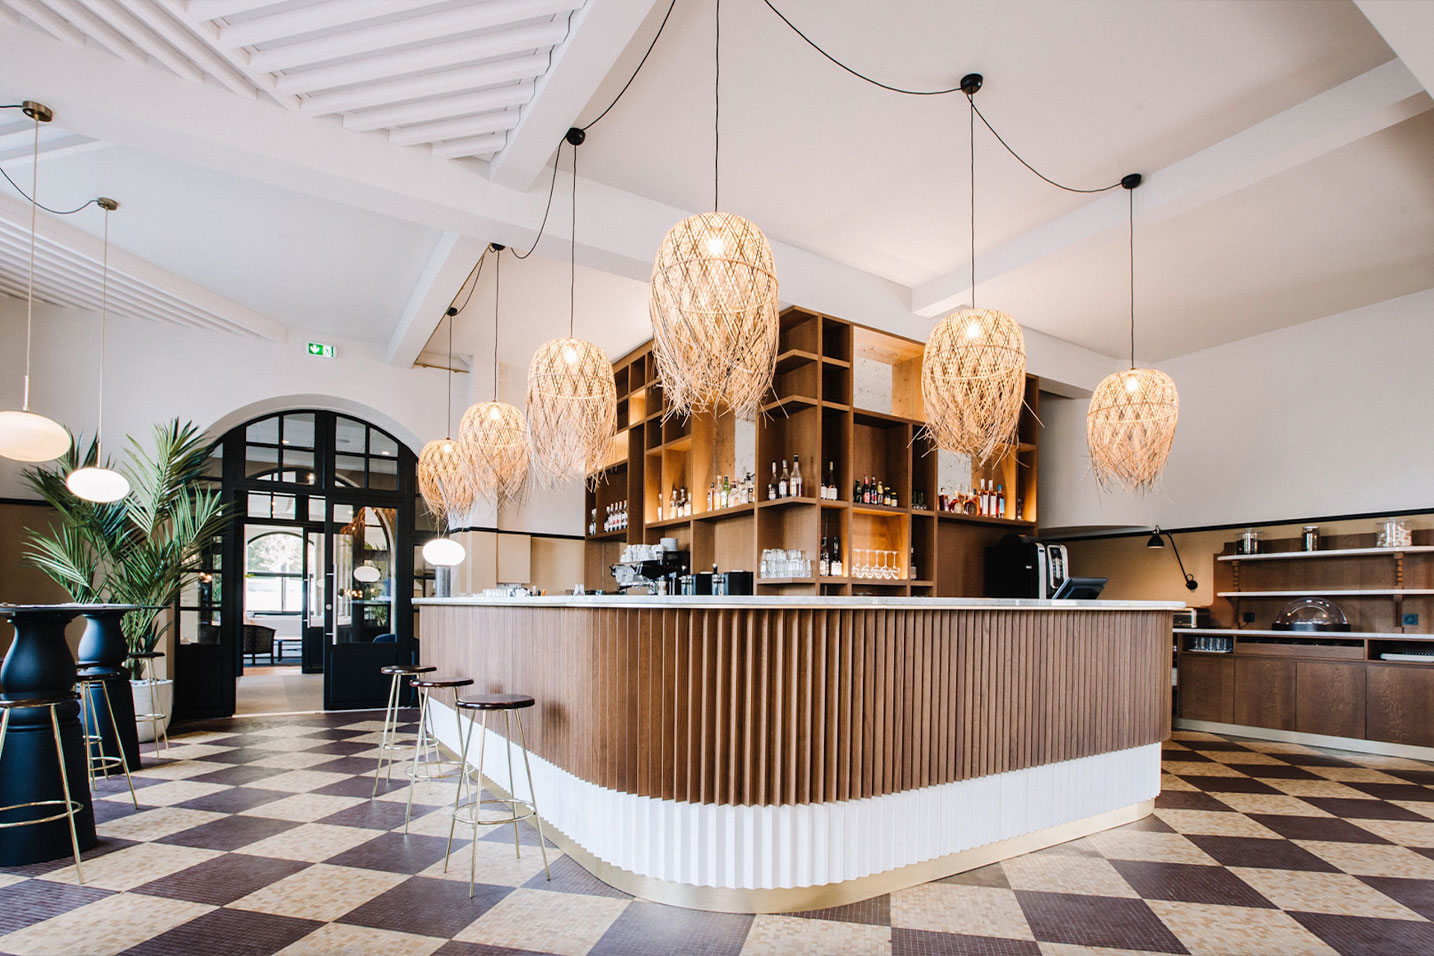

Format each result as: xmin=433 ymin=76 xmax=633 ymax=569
xmin=706 ymin=482 xmax=714 ymax=513
xmin=589 ymin=507 xmax=597 ymax=535
xmin=791 ymin=456 xmax=803 ymax=497
xmin=910 ymin=546 xmax=918 ymax=580
xmin=996 ymin=483 xmax=1006 ymax=518
xmin=819 ymin=536 xmax=830 ymax=577
xmin=722 ymin=474 xmax=731 ymax=509
xmin=769 ymin=462 xmax=778 ymax=500
xmin=830 ymin=535 xmax=843 ymax=577
xmin=854 ymin=476 xmax=862 ymax=503
xmin=978 ymin=479 xmax=989 ymax=516
xmin=683 ymin=488 xmax=691 ymax=517
xmin=658 ymin=494 xmax=664 ymax=522
xmin=779 ymin=459 xmax=790 ymax=498
xmin=826 ymin=461 xmax=836 ymax=500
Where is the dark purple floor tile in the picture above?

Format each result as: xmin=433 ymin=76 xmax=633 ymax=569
xmin=317 ymin=798 xmax=414 ymax=830
xmin=1290 ymin=911 xmax=1434 ymax=956
xmin=1111 ymin=860 xmax=1275 ymax=907
xmin=1302 ymin=798 xmax=1431 ymax=821
xmin=172 ymin=786 xmax=289 ymax=815
xmin=1280 ymin=753 xmax=1357 ymax=768
xmin=311 ymin=773 xmax=408 ymax=799
xmin=304 ymin=755 xmax=382 ymax=775
xmin=117 ymin=907 xmax=321 ymax=956
xmin=433 ymin=941 xmax=556 ymax=956
xmin=322 ymin=831 xmax=453 ymax=873
xmin=300 ymin=740 xmax=374 ymax=757
xmin=1386 ymin=769 xmax=1434 ymax=786
xmin=299 ymin=727 xmax=370 ymax=741
xmin=158 ymin=814 xmax=301 ymax=852
xmin=938 ymin=863 xmax=1009 ymax=888
xmin=1162 ymin=747 xmax=1209 ymax=761
xmin=1122 ymin=814 xmax=1177 ymax=833
xmin=521 ymin=853 xmax=630 ymax=899
xmin=789 ymin=893 xmax=890 ymax=926
xmin=478 ymin=819 xmax=558 ymax=848
xmin=132 ymin=853 xmax=311 ymax=905
xmin=193 ymin=747 xmax=282 ymax=766
xmin=1359 ymin=876 xmax=1434 ymax=920
xmin=1015 ymin=891 xmax=1187 ymax=953
xmin=338 ymin=875 xmax=510 ymax=937
xmin=588 ymin=900 xmax=753 ymax=956
xmin=186 ymin=764 xmax=288 ymax=787
xmin=892 ymin=928 xmax=1040 ymax=955
xmin=1186 ymin=835 xmax=1340 ymax=872
xmin=1155 ymin=790 xmax=1232 ymax=812
xmin=1174 ymin=776 xmax=1281 ymax=795
xmin=0 ymin=880 xmax=112 ymax=933
xmin=91 ymin=797 xmax=145 ymax=824
xmin=1247 ymin=814 xmax=1391 ymax=844
xmin=1352 ymin=783 xmax=1434 ymax=803
xmin=1221 ymin=763 xmax=1319 ymax=779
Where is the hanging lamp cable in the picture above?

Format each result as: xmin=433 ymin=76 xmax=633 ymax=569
xmin=579 ymin=0 xmax=677 ymax=131
xmin=445 ymin=294 xmax=454 ymax=438
xmin=1129 ymin=185 xmax=1135 ymax=368
xmin=512 ymin=141 xmax=563 ymax=260
xmin=22 ymin=113 xmax=38 ymax=411
xmin=714 ymin=0 xmax=721 ymax=211
xmin=493 ymin=247 xmax=502 ymax=401
xmin=968 ymin=95 xmax=975 ymax=308
xmin=569 ymin=142 xmax=578 ymax=337
xmin=98 ymin=200 xmax=112 ymax=459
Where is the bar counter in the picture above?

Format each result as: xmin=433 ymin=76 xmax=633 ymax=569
xmin=413 ymin=595 xmax=1178 ymax=911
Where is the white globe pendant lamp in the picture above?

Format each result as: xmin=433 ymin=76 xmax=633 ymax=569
xmin=67 ymin=198 xmax=130 ymax=503
xmin=0 ymin=102 xmax=69 ymax=463
xmin=421 ymin=536 xmax=466 ymax=568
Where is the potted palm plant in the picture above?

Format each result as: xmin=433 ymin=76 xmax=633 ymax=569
xmin=23 ymin=420 xmax=231 ymax=739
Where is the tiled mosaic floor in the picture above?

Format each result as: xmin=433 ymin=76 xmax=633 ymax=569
xmin=5 ymin=718 xmax=1434 ymax=956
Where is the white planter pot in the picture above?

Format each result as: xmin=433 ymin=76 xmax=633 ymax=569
xmin=131 ymin=679 xmax=175 ymax=743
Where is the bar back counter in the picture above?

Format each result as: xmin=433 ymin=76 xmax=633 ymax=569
xmin=414 ymin=595 xmax=1176 ymax=912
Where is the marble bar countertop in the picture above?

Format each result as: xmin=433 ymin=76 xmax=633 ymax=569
xmin=414 ymin=595 xmax=1183 ymax=611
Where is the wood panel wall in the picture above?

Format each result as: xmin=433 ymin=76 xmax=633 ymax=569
xmin=425 ymin=604 xmax=1171 ymax=807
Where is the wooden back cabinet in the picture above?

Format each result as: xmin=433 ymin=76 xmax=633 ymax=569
xmin=584 ymin=307 xmax=1041 ymax=597
xmin=1175 ymin=528 xmax=1434 ymax=749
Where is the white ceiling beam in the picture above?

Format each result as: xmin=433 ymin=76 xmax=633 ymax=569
xmin=158 ymin=0 xmax=296 ymax=110
xmin=0 ymin=136 xmax=110 ymax=164
xmin=299 ymin=54 xmax=550 ymax=116
xmin=184 ymin=0 xmax=281 ymax=23
xmin=43 ymin=0 xmax=148 ymax=65
xmin=488 ymin=0 xmax=662 ymax=190
xmin=389 ymin=110 xmax=520 ymax=148
xmin=429 ymin=132 xmax=508 ymax=160
xmin=342 ymin=82 xmax=532 ymax=132
xmin=79 ymin=0 xmax=207 ymax=83
xmin=911 ymin=58 xmax=1433 ymax=318
xmin=386 ymin=232 xmax=489 ymax=367
xmin=216 ymin=0 xmax=450 ymax=48
xmin=249 ymin=0 xmax=584 ymax=73
xmin=3 ymin=0 xmax=84 ymax=43
xmin=273 ymin=19 xmax=570 ymax=96
xmin=1356 ymin=2 xmax=1434 ymax=94
xmin=115 ymin=0 xmax=258 ymax=99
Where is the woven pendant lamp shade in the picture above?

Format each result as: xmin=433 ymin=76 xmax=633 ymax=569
xmin=526 ymin=336 xmax=616 ymax=487
xmin=649 ymin=212 xmax=779 ymax=418
xmin=921 ymin=307 xmax=1027 ymax=464
xmin=417 ymin=438 xmax=474 ymax=524
xmin=1086 ymin=367 xmax=1179 ymax=492
xmin=458 ymin=400 xmax=529 ymax=508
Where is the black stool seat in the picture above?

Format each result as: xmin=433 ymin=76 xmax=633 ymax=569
xmin=128 ymin=651 xmax=164 ymax=660
xmin=0 ymin=692 xmax=80 ymax=710
xmin=410 ymin=676 xmax=473 ymax=689
xmin=381 ymin=664 xmax=437 ymax=676
xmin=76 ymin=665 xmax=124 ymax=680
xmin=456 ymin=693 xmax=535 ymax=711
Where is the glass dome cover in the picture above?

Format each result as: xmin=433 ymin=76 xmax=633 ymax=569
xmin=1272 ymin=597 xmax=1350 ymax=632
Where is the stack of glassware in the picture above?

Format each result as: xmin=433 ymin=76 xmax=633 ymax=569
xmin=759 ymin=548 xmax=811 ymax=579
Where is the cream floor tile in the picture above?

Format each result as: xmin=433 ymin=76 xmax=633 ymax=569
xmin=338 ymin=720 xmax=395 ymax=733
xmin=250 ymin=736 xmax=329 ymax=753
xmin=1308 ymin=766 xmax=1406 ymax=783
xmin=123 ymin=779 xmax=228 ymax=807
xmin=1232 ymin=867 xmax=1424 ymax=918
xmin=1001 ymin=853 xmax=1138 ymax=898
xmin=1152 ymin=810 xmax=1281 ymax=838
xmin=129 ymin=760 xmax=225 ymax=781
xmin=97 ymin=806 xmax=226 ymax=841
xmin=1160 ymin=774 xmax=1197 ymax=792
xmin=163 ymin=730 xmax=237 ymax=744
xmin=229 ymin=863 xmax=405 ymax=921
xmin=1039 ymin=945 xmax=1186 ymax=956
xmin=418 ymin=838 xmax=556 ymax=887
xmin=1296 ymin=841 xmax=1434 ymax=879
xmin=40 ymin=842 xmax=221 ymax=890
xmin=1349 ymin=818 xmax=1434 ymax=847
xmin=1240 ymin=740 xmax=1317 ymax=755
xmin=246 ymin=751 xmax=342 ymax=771
xmin=741 ymin=915 xmax=892 ymax=955
xmin=1147 ymin=900 xmax=1337 ymax=956
xmin=1391 ymin=800 xmax=1434 ymax=821
xmin=239 ymin=792 xmax=367 ymax=822
xmin=251 ymin=769 xmax=350 ymax=793
xmin=1085 ymin=830 xmax=1219 ymax=866
xmin=1164 ymin=761 xmax=1246 ymax=778
xmin=0 ymin=892 xmax=213 ymax=956
xmin=237 ymin=822 xmax=380 ymax=863
xmin=1194 ymin=750 xmax=1287 ymax=766
xmin=1213 ymin=794 xmax=1331 ymax=817
xmin=1266 ymin=778 xmax=1370 ymax=799
xmin=1344 ymin=754 xmax=1434 ymax=771
xmin=453 ymin=887 xmax=628 ymax=956
xmin=889 ymin=884 xmax=1033 ymax=938
xmin=150 ymin=742 xmax=238 ymax=760
xmin=0 ymin=873 xmax=25 ymax=889
xmin=275 ymin=922 xmax=444 ymax=956
xmin=377 ymin=780 xmax=465 ymax=806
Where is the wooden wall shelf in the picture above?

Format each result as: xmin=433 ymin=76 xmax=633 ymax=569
xmin=1218 ymin=546 xmax=1434 ymax=562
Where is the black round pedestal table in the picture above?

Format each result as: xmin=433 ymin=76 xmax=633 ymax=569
xmin=77 ymin=608 xmax=143 ymax=771
xmin=0 ymin=604 xmax=97 ymax=866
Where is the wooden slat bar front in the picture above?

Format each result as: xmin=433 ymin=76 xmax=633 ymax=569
xmin=420 ymin=597 xmax=1173 ymax=807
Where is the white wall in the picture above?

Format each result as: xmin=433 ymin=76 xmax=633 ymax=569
xmin=1040 ymin=287 xmax=1434 ymax=532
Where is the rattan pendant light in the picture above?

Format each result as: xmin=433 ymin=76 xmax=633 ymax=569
xmin=417 ymin=307 xmax=475 ymax=534
xmin=922 ymin=77 xmax=1026 ymax=465
xmin=459 ymin=246 xmax=529 ymax=508
xmin=66 ymin=198 xmax=130 ymax=503
xmin=1087 ymin=176 xmax=1179 ymax=492
xmin=527 ymin=138 xmax=616 ymax=487
xmin=0 ymin=102 xmax=70 ymax=463
xmin=649 ymin=0 xmax=778 ymax=419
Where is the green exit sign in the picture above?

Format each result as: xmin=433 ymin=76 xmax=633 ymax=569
xmin=307 ymin=341 xmax=336 ymax=358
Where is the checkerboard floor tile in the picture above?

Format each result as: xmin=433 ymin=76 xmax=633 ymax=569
xmin=5 ymin=718 xmax=1434 ymax=955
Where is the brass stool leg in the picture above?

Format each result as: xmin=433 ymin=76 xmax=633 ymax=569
xmin=403 ymin=687 xmax=431 ymax=833
xmin=504 ymin=711 xmax=520 ymax=858
xmin=515 ymin=712 xmax=551 ymax=880
xmin=77 ymin=682 xmax=98 ymax=791
xmin=372 ymin=672 xmax=399 ymax=798
xmin=97 ymin=681 xmax=138 ymax=809
xmin=148 ymin=659 xmax=168 ymax=755
xmin=444 ymin=705 xmax=477 ymax=876
xmin=48 ymin=705 xmax=84 ymax=885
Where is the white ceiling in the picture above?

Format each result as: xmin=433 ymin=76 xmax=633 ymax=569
xmin=0 ymin=0 xmax=1431 ymax=375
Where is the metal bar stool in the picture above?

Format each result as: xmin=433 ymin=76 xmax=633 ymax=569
xmin=372 ymin=663 xmax=436 ymax=797
xmin=444 ymin=693 xmax=551 ymax=898
xmin=75 ymin=665 xmax=138 ymax=809
xmin=0 ymin=693 xmax=86 ymax=883
xmin=403 ymin=675 xmax=473 ymax=832
xmin=129 ymin=651 xmax=168 ymax=756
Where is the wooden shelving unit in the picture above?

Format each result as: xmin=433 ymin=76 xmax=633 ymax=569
xmin=584 ymin=307 xmax=1040 ymax=595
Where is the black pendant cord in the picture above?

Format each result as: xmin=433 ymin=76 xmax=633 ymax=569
xmin=714 ymin=0 xmax=721 ymax=212
xmin=1129 ymin=186 xmax=1135 ymax=369
xmin=445 ymin=296 xmax=454 ymax=438
xmin=98 ymin=203 xmax=110 ymax=459
xmin=493 ymin=248 xmax=502 ymax=402
xmin=569 ymin=142 xmax=578 ymax=338
xmin=969 ymin=96 xmax=975 ymax=309
xmin=512 ymin=140 xmax=563 ymax=260
xmin=579 ymin=0 xmax=677 ymax=131
xmin=968 ymin=99 xmax=1122 ymax=195
xmin=2 ymin=104 xmax=100 ymax=215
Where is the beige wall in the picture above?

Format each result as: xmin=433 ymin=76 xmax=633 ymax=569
xmin=0 ymin=501 xmax=88 ymax=657
xmin=447 ymin=530 xmax=584 ymax=596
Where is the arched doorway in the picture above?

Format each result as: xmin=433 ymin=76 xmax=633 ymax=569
xmin=173 ymin=409 xmax=437 ymax=718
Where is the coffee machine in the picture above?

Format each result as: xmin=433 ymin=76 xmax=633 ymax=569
xmin=985 ymin=534 xmax=1070 ymax=599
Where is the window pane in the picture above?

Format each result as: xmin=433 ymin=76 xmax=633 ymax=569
xmin=245 ymin=444 xmax=280 ymax=479
xmin=335 ymin=454 xmax=366 ymax=487
xmin=370 ymin=431 xmax=398 ymax=459
xmin=283 ymin=578 xmax=304 ymax=612
xmin=308 ymin=495 xmax=327 ymax=522
xmin=246 ymin=417 xmax=279 ymax=445
xmin=282 ymin=413 xmax=315 ymax=449
xmin=335 ymin=417 xmax=367 ymax=455
xmin=247 ymin=492 xmax=295 ymax=520
xmin=332 ymin=503 xmax=355 ymax=524
xmin=246 ymin=577 xmax=283 ymax=612
xmin=282 ymin=448 xmax=314 ymax=478
xmin=247 ymin=532 xmax=303 ymax=573
xmin=368 ymin=454 xmax=397 ymax=490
